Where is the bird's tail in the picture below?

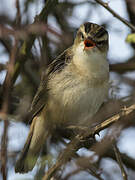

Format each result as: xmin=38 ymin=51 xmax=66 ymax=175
xmin=15 ymin=114 xmax=48 ymax=173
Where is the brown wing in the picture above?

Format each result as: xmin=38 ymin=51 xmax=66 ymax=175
xmin=28 ymin=73 xmax=48 ymax=122
xmin=28 ymin=47 xmax=73 ymax=123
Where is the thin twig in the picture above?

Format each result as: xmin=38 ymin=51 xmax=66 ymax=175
xmin=110 ymin=62 xmax=135 ymax=73
xmin=113 ymin=144 xmax=128 ymax=180
xmin=94 ymin=0 xmax=135 ymax=31
xmin=0 ymin=121 xmax=8 ymax=180
xmin=63 ymin=166 xmax=103 ymax=180
xmin=102 ymin=148 xmax=135 ymax=171
xmin=0 ymin=23 xmax=61 ymax=40
xmin=15 ymin=0 xmax=21 ymax=27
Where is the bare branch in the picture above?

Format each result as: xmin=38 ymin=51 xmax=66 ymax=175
xmin=0 ymin=120 xmax=8 ymax=180
xmin=102 ymin=148 xmax=135 ymax=171
xmin=43 ymin=104 xmax=135 ymax=180
xmin=15 ymin=0 xmax=21 ymax=27
xmin=94 ymin=0 xmax=135 ymax=31
xmin=113 ymin=144 xmax=128 ymax=180
xmin=110 ymin=62 xmax=135 ymax=73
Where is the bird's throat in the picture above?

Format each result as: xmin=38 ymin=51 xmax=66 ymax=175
xmin=74 ymin=50 xmax=106 ymax=72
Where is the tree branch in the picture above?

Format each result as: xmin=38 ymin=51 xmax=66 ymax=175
xmin=43 ymin=104 xmax=135 ymax=180
xmin=110 ymin=62 xmax=135 ymax=73
xmin=94 ymin=0 xmax=135 ymax=31
xmin=113 ymin=144 xmax=128 ymax=180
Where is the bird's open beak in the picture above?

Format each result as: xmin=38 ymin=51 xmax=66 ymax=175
xmin=84 ymin=39 xmax=96 ymax=50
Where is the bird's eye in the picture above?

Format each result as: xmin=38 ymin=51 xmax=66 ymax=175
xmin=78 ymin=32 xmax=84 ymax=40
xmin=81 ymin=33 xmax=84 ymax=39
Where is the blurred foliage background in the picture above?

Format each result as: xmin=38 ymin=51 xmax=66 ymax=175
xmin=0 ymin=0 xmax=135 ymax=179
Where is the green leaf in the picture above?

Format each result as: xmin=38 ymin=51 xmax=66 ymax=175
xmin=126 ymin=33 xmax=135 ymax=43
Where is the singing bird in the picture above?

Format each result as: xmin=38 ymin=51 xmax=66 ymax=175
xmin=15 ymin=22 xmax=109 ymax=173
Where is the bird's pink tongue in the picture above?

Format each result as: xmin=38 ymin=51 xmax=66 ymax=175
xmin=84 ymin=39 xmax=95 ymax=49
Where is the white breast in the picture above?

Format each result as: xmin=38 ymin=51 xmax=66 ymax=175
xmin=58 ymin=76 xmax=108 ymax=125
xmin=47 ymin=50 xmax=109 ymax=127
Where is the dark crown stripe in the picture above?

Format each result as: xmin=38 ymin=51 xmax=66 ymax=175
xmin=95 ymin=27 xmax=107 ymax=38
xmin=84 ymin=22 xmax=91 ymax=33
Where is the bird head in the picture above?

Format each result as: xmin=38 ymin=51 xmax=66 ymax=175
xmin=74 ymin=22 xmax=109 ymax=56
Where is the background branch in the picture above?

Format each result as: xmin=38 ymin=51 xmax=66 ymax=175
xmin=113 ymin=144 xmax=128 ymax=180
xmin=94 ymin=0 xmax=135 ymax=31
xmin=43 ymin=104 xmax=135 ymax=180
